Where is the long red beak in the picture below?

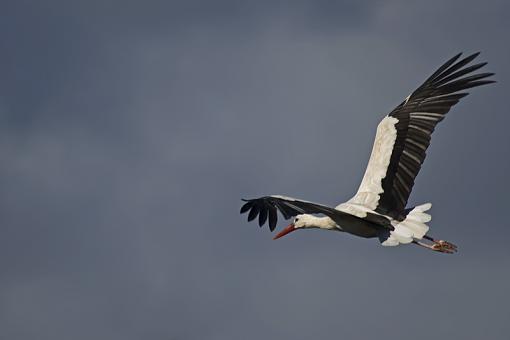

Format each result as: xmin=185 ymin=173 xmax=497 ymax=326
xmin=273 ymin=223 xmax=296 ymax=240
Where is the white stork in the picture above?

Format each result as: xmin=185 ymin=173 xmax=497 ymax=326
xmin=240 ymin=53 xmax=494 ymax=254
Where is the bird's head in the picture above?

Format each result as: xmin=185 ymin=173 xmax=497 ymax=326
xmin=273 ymin=214 xmax=336 ymax=240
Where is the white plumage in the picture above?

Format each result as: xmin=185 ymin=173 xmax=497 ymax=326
xmin=347 ymin=116 xmax=399 ymax=211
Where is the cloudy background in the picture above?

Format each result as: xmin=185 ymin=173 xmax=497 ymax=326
xmin=1 ymin=1 xmax=509 ymax=339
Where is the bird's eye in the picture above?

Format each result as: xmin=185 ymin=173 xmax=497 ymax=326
xmin=295 ymin=218 xmax=299 ymax=223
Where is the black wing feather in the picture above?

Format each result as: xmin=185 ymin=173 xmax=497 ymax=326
xmin=247 ymin=205 xmax=259 ymax=222
xmin=258 ymin=207 xmax=268 ymax=227
xmin=240 ymin=201 xmax=253 ymax=214
xmin=268 ymin=206 xmax=278 ymax=231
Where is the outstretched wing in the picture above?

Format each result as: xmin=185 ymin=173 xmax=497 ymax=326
xmin=347 ymin=52 xmax=495 ymax=220
xmin=240 ymin=195 xmax=343 ymax=231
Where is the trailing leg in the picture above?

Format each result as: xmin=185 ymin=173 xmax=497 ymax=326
xmin=412 ymin=239 xmax=457 ymax=254
xmin=424 ymin=235 xmax=458 ymax=252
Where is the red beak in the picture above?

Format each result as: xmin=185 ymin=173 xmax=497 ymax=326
xmin=273 ymin=223 xmax=296 ymax=240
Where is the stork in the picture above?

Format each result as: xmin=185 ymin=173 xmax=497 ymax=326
xmin=240 ymin=53 xmax=494 ymax=254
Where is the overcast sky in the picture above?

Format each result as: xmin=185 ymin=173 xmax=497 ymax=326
xmin=1 ymin=1 xmax=509 ymax=339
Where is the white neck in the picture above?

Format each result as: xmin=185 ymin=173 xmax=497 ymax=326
xmin=314 ymin=216 xmax=338 ymax=230
xmin=297 ymin=214 xmax=339 ymax=230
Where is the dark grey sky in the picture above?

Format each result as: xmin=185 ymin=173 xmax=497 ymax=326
xmin=1 ymin=1 xmax=509 ymax=339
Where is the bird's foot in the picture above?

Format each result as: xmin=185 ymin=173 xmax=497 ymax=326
xmin=432 ymin=240 xmax=458 ymax=254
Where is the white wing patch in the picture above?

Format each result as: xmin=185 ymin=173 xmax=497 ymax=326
xmin=344 ymin=116 xmax=399 ymax=210
xmin=335 ymin=202 xmax=371 ymax=218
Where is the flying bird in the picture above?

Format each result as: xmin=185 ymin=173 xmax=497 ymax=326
xmin=240 ymin=52 xmax=494 ymax=253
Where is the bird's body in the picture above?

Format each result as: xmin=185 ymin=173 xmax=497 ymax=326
xmin=240 ymin=53 xmax=494 ymax=253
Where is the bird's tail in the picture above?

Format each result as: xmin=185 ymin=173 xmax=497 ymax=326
xmin=380 ymin=203 xmax=432 ymax=246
